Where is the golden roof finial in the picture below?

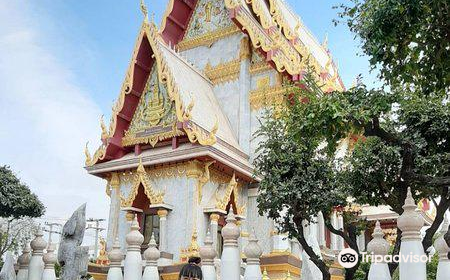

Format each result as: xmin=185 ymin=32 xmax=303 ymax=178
xmin=140 ymin=0 xmax=148 ymax=21
xmin=262 ymin=268 xmax=270 ymax=280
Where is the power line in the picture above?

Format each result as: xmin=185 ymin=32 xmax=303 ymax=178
xmin=86 ymin=218 xmax=106 ymax=258
xmin=44 ymin=222 xmax=63 ymax=244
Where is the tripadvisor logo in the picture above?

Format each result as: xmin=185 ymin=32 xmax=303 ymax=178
xmin=337 ymin=248 xmax=433 ymax=268
xmin=338 ymin=248 xmax=359 ymax=268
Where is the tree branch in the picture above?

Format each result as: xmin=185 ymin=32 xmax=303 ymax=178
xmin=293 ymin=215 xmax=331 ymax=280
xmin=422 ymin=187 xmax=450 ymax=252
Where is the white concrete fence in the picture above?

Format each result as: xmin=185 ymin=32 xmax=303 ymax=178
xmin=4 ymin=188 xmax=450 ymax=280
xmin=366 ymin=187 xmax=450 ymax=280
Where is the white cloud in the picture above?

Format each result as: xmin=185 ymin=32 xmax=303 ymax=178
xmin=0 ymin=0 xmax=110 ymax=242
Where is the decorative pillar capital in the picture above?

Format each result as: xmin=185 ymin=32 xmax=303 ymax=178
xmin=108 ymin=238 xmax=124 ymax=267
xmin=126 ymin=218 xmax=144 ymax=251
xmin=397 ymin=187 xmax=424 ymax=241
xmin=210 ymin=213 xmax=220 ymax=222
xmin=367 ymin=221 xmax=390 ymax=258
xmin=144 ymin=234 xmax=160 ymax=265
xmin=157 ymin=209 xmax=168 ymax=218
xmin=110 ymin=172 xmax=120 ymax=188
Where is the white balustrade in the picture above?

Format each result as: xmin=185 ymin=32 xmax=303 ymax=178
xmin=220 ymin=209 xmax=241 ymax=280
xmin=28 ymin=227 xmax=47 ymax=280
xmin=17 ymin=244 xmax=31 ymax=280
xmin=142 ymin=233 xmax=160 ymax=280
xmin=200 ymin=231 xmax=216 ymax=280
xmin=124 ymin=217 xmax=144 ymax=280
xmin=42 ymin=243 xmax=57 ymax=280
xmin=243 ymin=231 xmax=263 ymax=280
xmin=434 ymin=218 xmax=450 ymax=280
xmin=107 ymin=238 xmax=124 ymax=280
xmin=398 ymin=187 xmax=426 ymax=280
xmin=367 ymin=221 xmax=391 ymax=280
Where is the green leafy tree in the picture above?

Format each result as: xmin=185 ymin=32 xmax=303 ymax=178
xmin=0 ymin=165 xmax=45 ymax=258
xmin=336 ymin=0 xmax=450 ymax=96
xmin=254 ymin=79 xmax=366 ymax=280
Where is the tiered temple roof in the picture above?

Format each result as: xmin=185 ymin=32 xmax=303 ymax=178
xmin=85 ymin=0 xmax=344 ymax=175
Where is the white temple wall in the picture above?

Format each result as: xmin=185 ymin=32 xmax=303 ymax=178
xmin=212 ymin=81 xmax=241 ymax=136
xmin=246 ymin=188 xmax=273 ymax=254
xmin=180 ymin=34 xmax=243 ymax=69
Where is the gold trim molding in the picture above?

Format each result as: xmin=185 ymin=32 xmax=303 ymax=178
xmin=250 ymin=85 xmax=288 ymax=110
xmin=204 ymin=60 xmax=241 ymax=85
xmin=119 ymin=159 xmax=165 ymax=207
xmin=177 ymin=25 xmax=240 ymax=51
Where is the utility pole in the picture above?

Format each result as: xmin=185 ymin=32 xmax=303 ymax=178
xmin=44 ymin=222 xmax=62 ymax=244
xmin=86 ymin=218 xmax=106 ymax=259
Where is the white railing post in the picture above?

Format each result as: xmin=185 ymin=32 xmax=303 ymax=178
xmin=367 ymin=221 xmax=391 ymax=280
xmin=397 ymin=187 xmax=426 ymax=280
xmin=17 ymin=244 xmax=31 ymax=280
xmin=434 ymin=218 xmax=450 ymax=280
xmin=142 ymin=233 xmax=160 ymax=280
xmin=200 ymin=231 xmax=216 ymax=280
xmin=28 ymin=227 xmax=47 ymax=280
xmin=243 ymin=231 xmax=263 ymax=280
xmin=123 ymin=217 xmax=144 ymax=280
xmin=220 ymin=209 xmax=241 ymax=280
xmin=42 ymin=244 xmax=57 ymax=280
xmin=107 ymin=238 xmax=124 ymax=280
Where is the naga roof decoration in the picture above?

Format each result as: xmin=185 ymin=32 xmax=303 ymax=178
xmin=86 ymin=16 xmax=242 ymax=167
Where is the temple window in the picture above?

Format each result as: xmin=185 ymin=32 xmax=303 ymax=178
xmin=143 ymin=213 xmax=160 ymax=246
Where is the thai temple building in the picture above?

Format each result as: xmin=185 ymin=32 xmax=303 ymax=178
xmin=84 ymin=0 xmax=435 ymax=279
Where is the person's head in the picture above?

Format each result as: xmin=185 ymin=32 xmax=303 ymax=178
xmin=179 ymin=257 xmax=202 ymax=280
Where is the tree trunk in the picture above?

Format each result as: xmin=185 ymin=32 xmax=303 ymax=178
xmin=422 ymin=188 xmax=450 ymax=252
xmin=293 ymin=216 xmax=331 ymax=280
xmin=345 ymin=267 xmax=358 ymax=280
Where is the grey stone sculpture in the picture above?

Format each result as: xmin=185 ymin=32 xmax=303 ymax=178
xmin=58 ymin=203 xmax=89 ymax=280
xmin=0 ymin=252 xmax=16 ymax=280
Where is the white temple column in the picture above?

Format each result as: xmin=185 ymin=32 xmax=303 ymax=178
xmin=42 ymin=244 xmax=57 ymax=280
xmin=124 ymin=217 xmax=144 ymax=280
xmin=200 ymin=231 xmax=217 ymax=280
xmin=209 ymin=213 xmax=220 ymax=251
xmin=434 ymin=218 xmax=450 ymax=280
xmin=367 ymin=221 xmax=391 ymax=280
xmin=107 ymin=172 xmax=121 ymax=250
xmin=398 ymin=187 xmax=426 ymax=280
xmin=337 ymin=213 xmax=345 ymax=250
xmin=157 ymin=209 xmax=168 ymax=252
xmin=318 ymin=212 xmax=326 ymax=247
xmin=220 ymin=209 xmax=241 ymax=280
xmin=143 ymin=234 xmax=160 ymax=280
xmin=330 ymin=211 xmax=338 ymax=251
xmin=107 ymin=238 xmax=124 ymax=280
xmin=28 ymin=227 xmax=47 ymax=280
xmin=238 ymin=36 xmax=251 ymax=154
xmin=244 ymin=232 xmax=263 ymax=280
xmin=357 ymin=230 xmax=366 ymax=252
xmin=17 ymin=244 xmax=31 ymax=280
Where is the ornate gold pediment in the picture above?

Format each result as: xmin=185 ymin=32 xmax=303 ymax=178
xmin=122 ymin=66 xmax=183 ymax=147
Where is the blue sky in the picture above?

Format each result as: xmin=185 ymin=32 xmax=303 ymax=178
xmin=0 ymin=0 xmax=378 ymax=245
xmin=24 ymin=0 xmax=377 ymax=113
